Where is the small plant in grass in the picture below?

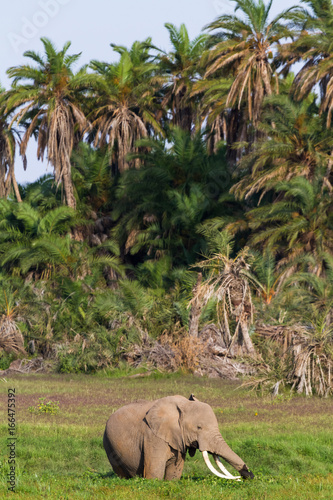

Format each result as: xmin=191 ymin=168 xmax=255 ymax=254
xmin=28 ymin=397 xmax=59 ymax=415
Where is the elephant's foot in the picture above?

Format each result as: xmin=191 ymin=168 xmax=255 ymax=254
xmin=112 ymin=464 xmax=131 ymax=479
xmin=164 ymin=463 xmax=184 ymax=480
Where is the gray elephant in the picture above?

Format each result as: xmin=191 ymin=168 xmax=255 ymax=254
xmin=103 ymin=394 xmax=254 ymax=480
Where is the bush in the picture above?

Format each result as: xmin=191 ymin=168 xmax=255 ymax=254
xmin=0 ymin=351 xmax=15 ymax=370
xmin=28 ymin=397 xmax=60 ymax=415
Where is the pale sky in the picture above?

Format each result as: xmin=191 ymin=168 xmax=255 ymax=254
xmin=1 ymin=0 xmax=302 ymax=184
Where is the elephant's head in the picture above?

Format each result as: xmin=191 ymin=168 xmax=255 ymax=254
xmin=144 ymin=394 xmax=253 ymax=480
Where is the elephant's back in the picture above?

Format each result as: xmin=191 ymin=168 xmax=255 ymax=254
xmin=105 ymin=400 xmax=153 ymax=433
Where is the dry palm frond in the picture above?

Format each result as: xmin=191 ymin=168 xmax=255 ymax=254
xmin=125 ymin=229 xmax=140 ymax=254
xmin=240 ymin=371 xmax=285 ymax=395
xmin=92 ymin=99 xmax=154 ymax=173
xmin=0 ymin=357 xmax=45 ymax=375
xmin=190 ymin=248 xmax=257 ymax=357
xmin=124 ymin=323 xmax=254 ymax=378
xmin=255 ymin=324 xmax=332 ymax=396
xmin=289 ymin=330 xmax=332 ymax=397
xmin=0 ymin=316 xmax=26 ymax=355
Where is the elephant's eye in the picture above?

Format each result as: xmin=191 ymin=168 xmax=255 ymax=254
xmin=197 ymin=425 xmax=202 ymax=430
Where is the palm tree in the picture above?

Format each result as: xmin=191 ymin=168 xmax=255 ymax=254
xmin=0 ymin=86 xmax=22 ymax=202
xmin=204 ymin=0 xmax=298 ymax=127
xmin=0 ymin=200 xmax=122 ymax=279
xmin=284 ymin=252 xmax=333 ymax=323
xmin=158 ymin=23 xmax=209 ymax=132
xmin=71 ymin=142 xmax=112 ymax=213
xmin=21 ymin=174 xmax=62 ymax=213
xmin=191 ymin=75 xmax=232 ymax=154
xmin=0 ymin=200 xmax=76 ymax=276
xmin=251 ymin=249 xmax=283 ymax=305
xmin=286 ymin=262 xmax=333 ymax=309
xmin=5 ymin=38 xmax=92 ymax=209
xmin=231 ymin=94 xmax=333 ymax=199
xmin=89 ymin=39 xmax=164 ymax=173
xmin=281 ymin=1 xmax=333 ymax=126
xmin=191 ymin=233 xmax=257 ymax=357
xmin=112 ymin=128 xmax=231 ymax=266
xmin=247 ymin=176 xmax=333 ymax=274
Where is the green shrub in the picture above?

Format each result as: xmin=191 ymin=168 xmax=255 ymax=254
xmin=28 ymin=397 xmax=60 ymax=415
xmin=0 ymin=352 xmax=15 ymax=370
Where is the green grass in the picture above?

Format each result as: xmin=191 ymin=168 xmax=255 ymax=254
xmin=0 ymin=372 xmax=332 ymax=499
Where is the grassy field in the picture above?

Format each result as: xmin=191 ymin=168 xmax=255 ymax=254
xmin=0 ymin=371 xmax=332 ymax=499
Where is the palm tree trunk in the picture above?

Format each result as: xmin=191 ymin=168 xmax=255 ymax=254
xmin=222 ymin=305 xmax=232 ymax=346
xmin=12 ymin=172 xmax=22 ymax=202
xmin=62 ymin=164 xmax=76 ymax=209
xmin=229 ymin=317 xmax=256 ymax=357
xmin=238 ymin=318 xmax=256 ymax=356
xmin=0 ymin=161 xmax=5 ymax=198
xmin=261 ymin=63 xmax=272 ymax=96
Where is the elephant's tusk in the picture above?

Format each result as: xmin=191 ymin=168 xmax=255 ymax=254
xmin=202 ymin=451 xmax=241 ymax=481
xmin=213 ymin=454 xmax=241 ymax=480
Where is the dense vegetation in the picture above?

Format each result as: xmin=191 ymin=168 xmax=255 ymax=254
xmin=0 ymin=0 xmax=333 ymax=395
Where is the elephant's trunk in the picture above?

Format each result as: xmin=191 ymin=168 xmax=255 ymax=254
xmin=198 ymin=432 xmax=248 ymax=479
xmin=207 ymin=433 xmax=246 ymax=472
xmin=202 ymin=451 xmax=241 ymax=481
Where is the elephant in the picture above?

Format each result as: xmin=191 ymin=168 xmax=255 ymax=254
xmin=103 ymin=394 xmax=254 ymax=480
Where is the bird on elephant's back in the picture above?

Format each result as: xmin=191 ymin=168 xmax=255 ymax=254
xmin=103 ymin=394 xmax=254 ymax=480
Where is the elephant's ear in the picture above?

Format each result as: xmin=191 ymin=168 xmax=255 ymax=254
xmin=144 ymin=396 xmax=186 ymax=453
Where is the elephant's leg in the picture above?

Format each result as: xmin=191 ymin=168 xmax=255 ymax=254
xmin=143 ymin=440 xmax=170 ymax=479
xmin=103 ymin=430 xmax=132 ymax=478
xmin=143 ymin=460 xmax=166 ymax=479
xmin=164 ymin=453 xmax=185 ymax=480
xmin=143 ymin=454 xmax=167 ymax=479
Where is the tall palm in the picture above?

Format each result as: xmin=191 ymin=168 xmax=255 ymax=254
xmin=205 ymin=0 xmax=298 ymax=126
xmin=247 ymin=176 xmax=333 ymax=274
xmin=0 ymin=86 xmax=22 ymax=202
xmin=5 ymin=38 xmax=92 ymax=208
xmin=281 ymin=1 xmax=333 ymax=126
xmin=232 ymin=94 xmax=333 ymax=200
xmin=159 ymin=23 xmax=209 ymax=132
xmin=89 ymin=39 xmax=164 ymax=173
